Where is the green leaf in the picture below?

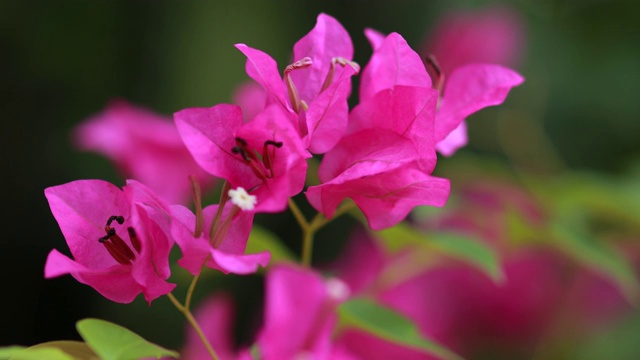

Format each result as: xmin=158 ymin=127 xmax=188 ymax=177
xmin=76 ymin=318 xmax=179 ymax=360
xmin=9 ymin=348 xmax=74 ymax=360
xmin=338 ymin=298 xmax=463 ymax=360
xmin=9 ymin=341 xmax=96 ymax=360
xmin=426 ymin=232 xmax=505 ymax=283
xmin=551 ymin=223 xmax=640 ymax=302
xmin=572 ymin=311 xmax=640 ymax=360
xmin=246 ymin=224 xmax=296 ymax=265
xmin=0 ymin=346 xmax=24 ymax=360
xmin=375 ymin=223 xmax=504 ymax=283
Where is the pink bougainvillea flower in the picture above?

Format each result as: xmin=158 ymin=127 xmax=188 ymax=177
xmin=306 ymin=37 xmax=449 ymax=230
xmin=74 ymin=100 xmax=212 ymax=204
xmin=306 ymin=84 xmax=449 ymax=230
xmin=365 ymin=21 xmax=524 ymax=157
xmin=44 ymin=179 xmax=175 ymax=303
xmin=175 ymin=103 xmax=309 ymax=213
xmin=236 ymin=13 xmax=358 ymax=153
xmin=170 ymin=201 xmax=269 ymax=275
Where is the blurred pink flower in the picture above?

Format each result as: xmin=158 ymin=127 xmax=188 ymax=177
xmin=174 ymin=265 xmax=356 ymax=360
xmin=232 ymin=81 xmax=267 ymax=122
xmin=254 ymin=264 xmax=353 ymax=359
xmin=44 ymin=179 xmax=175 ymax=303
xmin=178 ymin=295 xmax=240 ymax=360
xmin=330 ymin=176 xmax=632 ymax=359
xmin=74 ymin=99 xmax=212 ymax=204
xmin=422 ymin=6 xmax=525 ymax=75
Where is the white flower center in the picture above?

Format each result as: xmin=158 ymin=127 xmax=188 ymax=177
xmin=228 ymin=187 xmax=257 ymax=211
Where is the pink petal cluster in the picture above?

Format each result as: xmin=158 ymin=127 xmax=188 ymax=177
xmin=44 ymin=179 xmax=175 ymax=303
xmin=74 ymin=100 xmax=212 ymax=204
xmin=234 ymin=13 xmax=358 ymax=154
xmin=176 ymin=11 xmax=526 ymax=228
xmin=306 ymin=32 xmax=450 ymax=230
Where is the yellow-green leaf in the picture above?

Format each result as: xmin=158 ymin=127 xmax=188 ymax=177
xmin=338 ymin=298 xmax=463 ymax=360
xmin=374 ymin=223 xmax=504 ymax=283
xmin=76 ymin=318 xmax=179 ymax=360
xmin=9 ymin=341 xmax=96 ymax=360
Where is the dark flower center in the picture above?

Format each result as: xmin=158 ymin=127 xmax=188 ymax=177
xmin=98 ymin=215 xmax=141 ymax=265
xmin=231 ymin=137 xmax=282 ymax=181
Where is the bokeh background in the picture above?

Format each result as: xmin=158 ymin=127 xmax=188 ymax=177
xmin=2 ymin=0 xmax=640 ymax=358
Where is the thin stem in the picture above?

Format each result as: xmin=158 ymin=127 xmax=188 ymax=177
xmin=189 ymin=175 xmax=204 ymax=238
xmin=167 ymin=293 xmax=220 ymax=360
xmin=300 ymin=213 xmax=324 ymax=267
xmin=288 ymin=198 xmax=309 ymax=230
xmin=299 ymin=201 xmax=357 ymax=267
xmin=184 ymin=270 xmax=201 ymax=311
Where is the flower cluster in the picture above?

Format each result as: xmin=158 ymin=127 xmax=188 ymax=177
xmin=41 ymin=11 xmax=527 ymax=360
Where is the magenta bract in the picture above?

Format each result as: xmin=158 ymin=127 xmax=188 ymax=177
xmin=175 ymin=104 xmax=309 ymax=213
xmin=170 ymin=204 xmax=269 ymax=275
xmin=44 ymin=179 xmax=175 ymax=303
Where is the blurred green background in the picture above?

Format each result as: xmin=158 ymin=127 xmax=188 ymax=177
xmin=1 ymin=0 xmax=639 ymax=357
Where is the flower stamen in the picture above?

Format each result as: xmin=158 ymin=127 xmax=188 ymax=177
xmin=320 ymin=57 xmax=360 ymax=93
xmin=284 ymin=57 xmax=313 ymax=113
xmin=231 ymin=137 xmax=282 ymax=180
xmin=98 ymin=215 xmax=139 ymax=265
xmin=424 ymin=54 xmax=446 ymax=95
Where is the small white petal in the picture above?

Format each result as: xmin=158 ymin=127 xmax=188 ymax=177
xmin=228 ymin=187 xmax=257 ymax=211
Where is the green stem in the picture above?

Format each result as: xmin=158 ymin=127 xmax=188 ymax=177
xmin=288 ymin=198 xmax=309 ymax=230
xmin=167 ymin=293 xmax=220 ymax=360
xmin=184 ymin=270 xmax=201 ymax=311
xmin=291 ymin=199 xmax=357 ymax=267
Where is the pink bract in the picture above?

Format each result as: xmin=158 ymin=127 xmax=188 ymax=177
xmin=435 ymin=63 xmax=524 ymax=146
xmin=424 ymin=6 xmax=525 ymax=156
xmin=74 ymin=100 xmax=212 ymax=204
xmin=359 ymin=32 xmax=432 ymax=101
xmin=235 ymin=13 xmax=357 ymax=154
xmin=307 ymin=84 xmax=449 ymax=230
xmin=44 ymin=179 xmax=175 ymax=303
xmin=175 ymin=104 xmax=309 ymax=213
xmin=170 ymin=204 xmax=269 ymax=275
